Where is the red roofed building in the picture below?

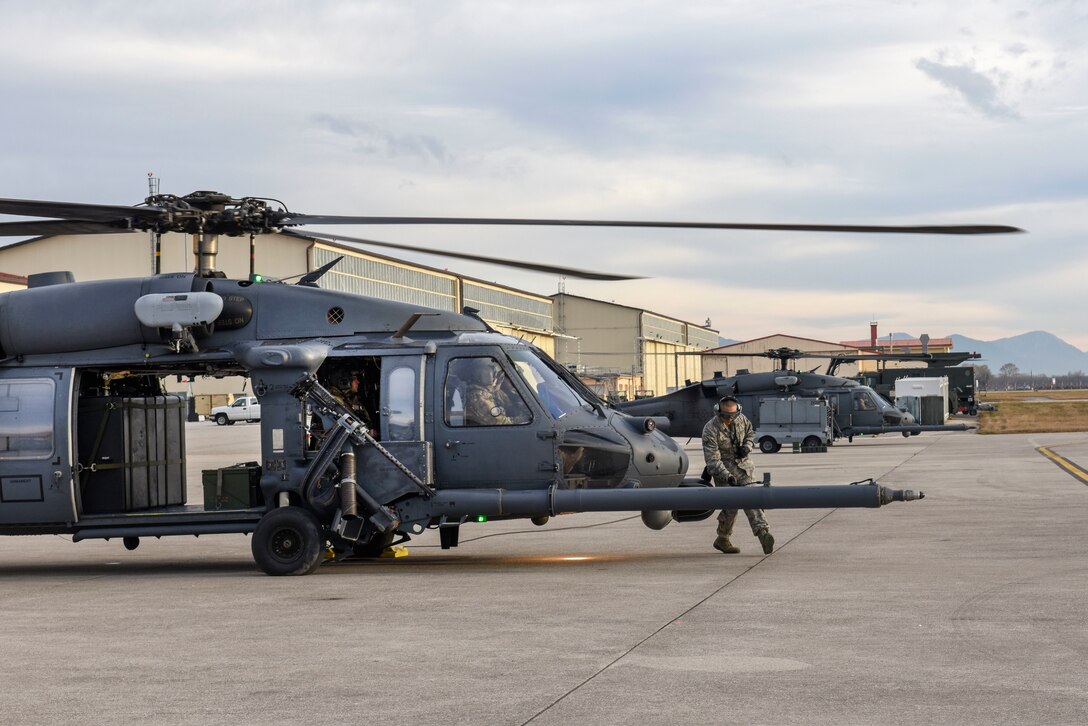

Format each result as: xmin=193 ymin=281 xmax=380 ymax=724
xmin=839 ymin=336 xmax=953 ymax=354
xmin=840 ymin=322 xmax=953 ymax=355
xmin=0 ymin=272 xmax=27 ymax=293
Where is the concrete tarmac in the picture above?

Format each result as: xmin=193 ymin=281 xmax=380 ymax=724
xmin=1 ymin=424 xmax=1086 ymax=725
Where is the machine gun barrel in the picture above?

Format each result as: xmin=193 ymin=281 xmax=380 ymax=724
xmin=403 ymin=483 xmax=922 ymax=520
xmin=292 ymin=373 xmax=434 ymax=496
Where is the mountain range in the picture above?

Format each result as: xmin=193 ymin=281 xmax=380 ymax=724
xmin=946 ymin=331 xmax=1088 ymax=376
xmin=715 ymin=331 xmax=1088 ymax=376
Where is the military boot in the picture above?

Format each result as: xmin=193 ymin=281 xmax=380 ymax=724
xmin=713 ymin=536 xmax=740 ymax=554
xmin=757 ymin=528 xmax=775 ymax=555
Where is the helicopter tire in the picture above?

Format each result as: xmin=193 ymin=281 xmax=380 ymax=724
xmin=903 ymin=431 xmax=911 ymax=438
xmin=215 ymin=413 xmax=229 ymax=426
xmin=251 ymin=506 xmax=325 ymax=576
xmin=801 ymin=436 xmax=822 ymax=450
xmin=759 ymin=437 xmax=780 ymax=454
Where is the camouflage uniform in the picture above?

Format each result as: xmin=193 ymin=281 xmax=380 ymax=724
xmin=465 ymin=381 xmax=529 ymax=426
xmin=327 ymin=379 xmax=375 ymax=432
xmin=702 ymin=411 xmax=770 ymax=542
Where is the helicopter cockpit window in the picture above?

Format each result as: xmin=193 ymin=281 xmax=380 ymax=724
xmin=445 ymin=357 xmax=532 ymax=427
xmin=853 ymin=390 xmax=878 ymax=411
xmin=0 ymin=379 xmax=55 ymax=460
xmin=872 ymin=391 xmax=895 ymax=410
xmin=507 ymin=348 xmax=593 ymax=419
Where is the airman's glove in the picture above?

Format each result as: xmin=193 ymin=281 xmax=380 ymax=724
xmin=735 ymin=445 xmax=751 ymax=458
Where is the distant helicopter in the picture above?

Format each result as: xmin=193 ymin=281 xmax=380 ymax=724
xmin=616 ymin=348 xmax=971 ymax=451
xmin=0 ymin=191 xmax=1013 ymax=574
xmin=825 ymin=350 xmax=982 ymax=416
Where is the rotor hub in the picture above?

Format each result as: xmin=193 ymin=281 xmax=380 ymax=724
xmin=142 ymin=191 xmax=286 ymax=236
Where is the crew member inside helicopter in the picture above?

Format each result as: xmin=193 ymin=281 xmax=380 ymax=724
xmin=462 ymin=357 xmax=532 ymax=426
xmin=333 ymin=371 xmax=376 ymax=429
xmin=309 ymin=366 xmax=378 ymax=447
xmin=853 ymin=390 xmax=877 ymax=411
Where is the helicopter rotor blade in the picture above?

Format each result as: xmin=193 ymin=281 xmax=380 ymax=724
xmin=0 ymin=219 xmax=140 ymax=237
xmin=0 ymin=197 xmax=164 ymax=223
xmin=0 ymin=195 xmax=1024 ymax=236
xmin=285 ymin=229 xmax=641 ymax=281
xmin=282 ymin=214 xmax=1023 ymax=236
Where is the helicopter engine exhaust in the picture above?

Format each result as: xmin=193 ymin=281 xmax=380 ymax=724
xmin=339 ymin=448 xmax=358 ymax=520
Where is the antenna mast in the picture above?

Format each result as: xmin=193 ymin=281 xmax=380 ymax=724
xmin=147 ymin=172 xmax=161 ymax=274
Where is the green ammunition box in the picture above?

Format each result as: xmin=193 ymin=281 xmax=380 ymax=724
xmin=202 ymin=462 xmax=263 ymax=511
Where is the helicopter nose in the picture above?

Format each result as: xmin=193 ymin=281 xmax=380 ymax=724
xmin=629 ymin=428 xmax=688 ymax=479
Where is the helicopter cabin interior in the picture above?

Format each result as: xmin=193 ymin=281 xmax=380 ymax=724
xmin=61 ymin=358 xmax=398 ymax=522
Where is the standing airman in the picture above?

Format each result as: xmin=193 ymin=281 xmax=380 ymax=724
xmin=702 ymin=396 xmax=774 ymax=555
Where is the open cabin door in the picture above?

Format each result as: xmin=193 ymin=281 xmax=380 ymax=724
xmin=343 ymin=353 xmax=433 ymax=498
xmin=379 ymin=355 xmax=425 ymax=443
xmin=0 ymin=368 xmax=76 ymax=526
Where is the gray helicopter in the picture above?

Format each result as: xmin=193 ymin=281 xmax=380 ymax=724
xmin=825 ymin=350 xmax=982 ymax=416
xmin=0 ymin=192 xmax=1014 ymax=574
xmin=616 ymin=347 xmax=972 ymax=451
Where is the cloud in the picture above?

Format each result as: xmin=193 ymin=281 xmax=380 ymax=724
xmin=915 ymin=57 xmax=1020 ymax=119
xmin=2 ymin=1 xmax=1086 ymax=350
xmin=309 ymin=114 xmax=452 ymax=165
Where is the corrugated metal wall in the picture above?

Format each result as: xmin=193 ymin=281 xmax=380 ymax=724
xmin=312 ymin=244 xmax=556 ymax=356
xmin=463 ymin=281 xmax=551 ymax=333
xmin=314 ymin=246 xmax=458 ymax=311
xmin=686 ymin=324 xmax=719 ymax=351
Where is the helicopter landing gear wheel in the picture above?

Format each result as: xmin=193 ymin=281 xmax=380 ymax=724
xmin=759 ymin=437 xmax=780 ymax=454
xmin=215 ymin=413 xmax=229 ymax=426
xmin=251 ymin=507 xmax=324 ymax=576
xmin=802 ymin=436 xmax=821 ymax=450
xmin=903 ymin=431 xmax=912 ymax=438
xmin=123 ymin=536 xmax=140 ymax=551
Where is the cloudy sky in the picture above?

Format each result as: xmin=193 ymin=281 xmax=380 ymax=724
xmin=1 ymin=1 xmax=1086 ymax=347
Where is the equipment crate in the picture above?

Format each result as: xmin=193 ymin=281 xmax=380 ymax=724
xmin=202 ymin=462 xmax=263 ymax=511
